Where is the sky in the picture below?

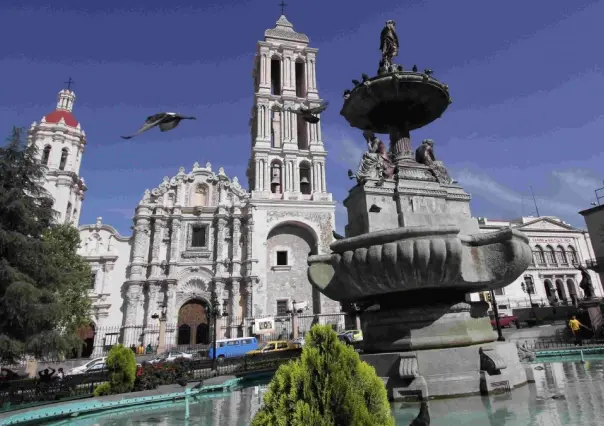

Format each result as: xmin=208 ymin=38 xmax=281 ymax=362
xmin=0 ymin=0 xmax=603 ymax=236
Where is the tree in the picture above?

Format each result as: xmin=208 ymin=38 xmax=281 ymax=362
xmin=0 ymin=127 xmax=91 ymax=363
xmin=251 ymin=325 xmax=394 ymax=426
xmin=94 ymin=344 xmax=137 ymax=396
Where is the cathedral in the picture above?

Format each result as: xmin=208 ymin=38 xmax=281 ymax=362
xmin=26 ymin=15 xmax=340 ymax=349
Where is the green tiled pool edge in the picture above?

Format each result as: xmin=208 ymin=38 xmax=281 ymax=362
xmin=0 ymin=378 xmax=244 ymax=425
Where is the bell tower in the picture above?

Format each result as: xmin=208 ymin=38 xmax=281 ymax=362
xmin=246 ymin=14 xmax=330 ymax=202
xmin=27 ymin=80 xmax=87 ymax=226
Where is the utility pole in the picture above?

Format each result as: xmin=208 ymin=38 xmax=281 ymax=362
xmin=490 ymin=290 xmax=505 ymax=342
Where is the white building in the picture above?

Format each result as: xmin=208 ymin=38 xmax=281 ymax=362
xmin=26 ymin=15 xmax=340 ymax=355
xmin=470 ymin=216 xmax=602 ymax=310
xmin=27 ymin=88 xmax=86 ymax=226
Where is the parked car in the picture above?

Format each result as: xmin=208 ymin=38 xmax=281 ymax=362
xmin=341 ymin=329 xmax=363 ymax=342
xmin=148 ymin=350 xmax=193 ymax=364
xmin=65 ymin=357 xmax=107 ymax=376
xmin=84 ymin=362 xmax=106 ymax=373
xmin=207 ymin=337 xmax=260 ymax=361
xmin=291 ymin=337 xmax=305 ymax=348
xmin=491 ymin=314 xmax=519 ymax=328
xmin=0 ymin=368 xmax=27 ymax=381
xmin=247 ymin=340 xmax=298 ymax=355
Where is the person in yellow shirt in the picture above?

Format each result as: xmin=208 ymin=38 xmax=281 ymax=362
xmin=569 ymin=316 xmax=590 ymax=346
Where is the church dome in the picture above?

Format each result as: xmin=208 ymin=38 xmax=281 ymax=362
xmin=42 ymin=88 xmax=79 ymax=128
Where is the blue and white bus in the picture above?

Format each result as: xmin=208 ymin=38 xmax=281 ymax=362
xmin=207 ymin=337 xmax=260 ymax=361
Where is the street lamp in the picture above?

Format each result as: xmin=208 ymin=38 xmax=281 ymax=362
xmin=210 ymin=290 xmax=228 ymax=370
xmin=489 ymin=290 xmax=505 ymax=342
xmin=521 ymin=275 xmax=538 ymax=325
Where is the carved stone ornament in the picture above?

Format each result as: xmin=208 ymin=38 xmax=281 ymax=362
xmin=479 ymin=347 xmax=507 ymax=376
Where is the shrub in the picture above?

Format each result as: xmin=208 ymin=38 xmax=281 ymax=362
xmin=133 ymin=358 xmax=192 ymax=391
xmin=93 ymin=382 xmax=111 ymax=397
xmin=99 ymin=344 xmax=137 ymax=395
xmin=251 ymin=324 xmax=394 ymax=426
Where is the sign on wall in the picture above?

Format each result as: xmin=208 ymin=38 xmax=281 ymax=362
xmin=531 ymin=237 xmax=574 ymax=245
xmin=253 ymin=317 xmax=276 ymax=335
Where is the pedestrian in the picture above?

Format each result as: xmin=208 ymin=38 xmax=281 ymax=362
xmin=569 ymin=316 xmax=590 ymax=346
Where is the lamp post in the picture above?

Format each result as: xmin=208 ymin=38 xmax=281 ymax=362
xmin=210 ymin=290 xmax=228 ymax=370
xmin=521 ymin=275 xmax=538 ymax=325
xmin=489 ymin=290 xmax=505 ymax=342
xmin=152 ymin=304 xmax=167 ymax=354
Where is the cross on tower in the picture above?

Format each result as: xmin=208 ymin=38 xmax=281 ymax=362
xmin=279 ymin=1 xmax=287 ymax=15
xmin=64 ymin=77 xmax=75 ymax=90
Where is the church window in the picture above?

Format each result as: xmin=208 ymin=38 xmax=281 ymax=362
xmin=276 ymin=300 xmax=288 ymax=317
xmin=299 ymin=162 xmax=311 ymax=194
xmin=271 ymin=162 xmax=282 ymax=194
xmin=191 ymin=226 xmax=207 ymax=248
xmin=59 ymin=148 xmax=68 ymax=170
xmin=270 ymin=58 xmax=281 ymax=95
xmin=65 ymin=202 xmax=72 ymax=224
xmin=90 ymin=271 xmax=97 ymax=290
xmin=42 ymin=145 xmax=51 ymax=165
xmin=297 ymin=116 xmax=308 ymax=149
xmin=556 ymin=245 xmax=568 ymax=265
xmin=544 ymin=245 xmax=556 ymax=265
xmin=295 ymin=60 xmax=306 ymax=97
xmin=533 ymin=246 xmax=546 ymax=265
xmin=566 ymin=246 xmax=578 ymax=264
xmin=276 ymin=250 xmax=288 ymax=266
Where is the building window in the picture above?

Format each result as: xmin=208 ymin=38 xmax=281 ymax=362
xmin=295 ymin=60 xmax=306 ymax=97
xmin=533 ymin=246 xmax=546 ymax=265
xmin=270 ymin=58 xmax=281 ymax=96
xmin=276 ymin=251 xmax=288 ymax=266
xmin=276 ymin=300 xmax=288 ymax=317
xmin=544 ymin=245 xmax=557 ymax=265
xmin=191 ymin=226 xmax=207 ymax=248
xmin=42 ymin=145 xmax=51 ymax=165
xmin=59 ymin=148 xmax=68 ymax=171
xmin=556 ymin=246 xmax=568 ymax=265
xmin=271 ymin=162 xmax=282 ymax=194
xmin=299 ymin=162 xmax=311 ymax=194
xmin=65 ymin=202 xmax=72 ymax=224
xmin=90 ymin=271 xmax=97 ymax=290
xmin=567 ymin=246 xmax=578 ymax=264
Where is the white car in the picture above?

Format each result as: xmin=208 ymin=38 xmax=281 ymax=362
xmin=66 ymin=357 xmax=107 ymax=376
xmin=148 ymin=350 xmax=193 ymax=364
xmin=84 ymin=362 xmax=106 ymax=373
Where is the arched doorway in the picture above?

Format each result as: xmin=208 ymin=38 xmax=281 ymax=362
xmin=177 ymin=300 xmax=210 ymax=346
xmin=71 ymin=323 xmax=95 ymax=358
xmin=567 ymin=279 xmax=578 ymax=305
xmin=544 ymin=279 xmax=556 ymax=305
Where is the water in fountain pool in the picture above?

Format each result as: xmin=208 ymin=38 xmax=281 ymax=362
xmin=55 ymin=358 xmax=604 ymax=426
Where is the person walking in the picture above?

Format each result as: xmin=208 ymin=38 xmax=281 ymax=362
xmin=569 ymin=316 xmax=590 ymax=346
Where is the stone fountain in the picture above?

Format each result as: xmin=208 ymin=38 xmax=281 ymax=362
xmin=307 ymin=20 xmax=532 ymax=400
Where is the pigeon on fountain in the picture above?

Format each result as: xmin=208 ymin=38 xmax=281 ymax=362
xmin=121 ymin=112 xmax=197 ymax=139
xmin=412 ymin=65 xmax=418 ymax=72
xmin=362 ymin=73 xmax=370 ymax=82
xmin=352 ymin=79 xmax=361 ymax=86
xmin=423 ymin=69 xmax=434 ymax=76
xmin=192 ymin=380 xmax=204 ymax=390
xmin=292 ymin=101 xmax=329 ymax=124
xmin=409 ymin=400 xmax=430 ymax=426
xmin=333 ymin=231 xmax=344 ymax=240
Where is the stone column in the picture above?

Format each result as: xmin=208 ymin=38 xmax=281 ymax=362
xmin=165 ymin=281 xmax=177 ymax=326
xmin=124 ymin=283 xmax=143 ymax=327
xmin=320 ymin=162 xmax=327 ymax=192
xmin=169 ymin=218 xmax=181 ymax=265
xmin=244 ymin=278 xmax=253 ymax=319
xmin=293 ymin=160 xmax=299 ymax=193
xmin=232 ymin=216 xmax=242 ymax=276
xmin=150 ymin=220 xmax=164 ymax=278
xmin=146 ymin=283 xmax=160 ymax=325
xmin=311 ymin=161 xmax=318 ymax=193
xmin=246 ymin=219 xmax=254 ymax=262
xmin=215 ymin=217 xmax=227 ymax=276
xmin=130 ymin=216 xmax=151 ymax=281
xmin=264 ymin=159 xmax=270 ymax=192
xmin=389 ymin=126 xmax=413 ymax=164
xmin=254 ymin=159 xmax=260 ymax=191
xmin=291 ymin=111 xmax=298 ymax=145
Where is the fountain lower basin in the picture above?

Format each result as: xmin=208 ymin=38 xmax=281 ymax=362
xmin=308 ymin=226 xmax=532 ymax=303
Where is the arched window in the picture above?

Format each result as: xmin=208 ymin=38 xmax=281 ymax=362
xmin=71 ymin=209 xmax=78 ymax=224
xmin=566 ymin=245 xmax=578 ymax=265
xmin=270 ymin=161 xmax=282 ymax=194
xmin=59 ymin=148 xmax=68 ymax=171
xmin=42 ymin=145 xmax=51 ymax=165
xmin=299 ymin=162 xmax=311 ymax=194
xmin=65 ymin=202 xmax=72 ymax=224
xmin=533 ymin=245 xmax=546 ymax=265
xmin=556 ymin=245 xmax=568 ymax=265
xmin=544 ymin=245 xmax=557 ymax=265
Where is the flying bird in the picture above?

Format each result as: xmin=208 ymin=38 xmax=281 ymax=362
xmin=121 ymin=112 xmax=196 ymax=140
xmin=293 ymin=101 xmax=329 ymax=124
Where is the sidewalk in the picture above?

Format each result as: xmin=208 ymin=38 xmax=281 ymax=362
xmin=0 ymin=375 xmax=237 ymax=424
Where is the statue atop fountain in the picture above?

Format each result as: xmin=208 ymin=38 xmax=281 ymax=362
xmin=307 ymin=21 xmax=532 ymax=400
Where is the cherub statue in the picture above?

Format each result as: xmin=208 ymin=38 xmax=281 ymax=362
xmin=415 ymin=139 xmax=453 ymax=184
xmin=348 ymin=130 xmax=394 ymax=184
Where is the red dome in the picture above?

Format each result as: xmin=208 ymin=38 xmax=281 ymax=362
xmin=44 ymin=110 xmax=79 ymax=127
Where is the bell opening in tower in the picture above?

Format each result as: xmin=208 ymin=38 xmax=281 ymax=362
xmin=297 ymin=117 xmax=308 ymax=149
xmin=271 ymin=161 xmax=282 ymax=194
xmin=295 ymin=61 xmax=306 ymax=97
xmin=59 ymin=148 xmax=68 ymax=171
xmin=299 ymin=162 xmax=311 ymax=195
xmin=270 ymin=58 xmax=281 ymax=96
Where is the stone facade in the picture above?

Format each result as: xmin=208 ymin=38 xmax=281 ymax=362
xmin=469 ymin=216 xmax=603 ymax=311
xmin=44 ymin=15 xmax=342 ymax=343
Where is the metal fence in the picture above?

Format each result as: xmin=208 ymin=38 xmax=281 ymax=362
xmin=85 ymin=313 xmax=347 ymax=358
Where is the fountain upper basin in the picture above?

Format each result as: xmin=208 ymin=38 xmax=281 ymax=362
xmin=307 ymin=226 xmax=531 ymax=302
